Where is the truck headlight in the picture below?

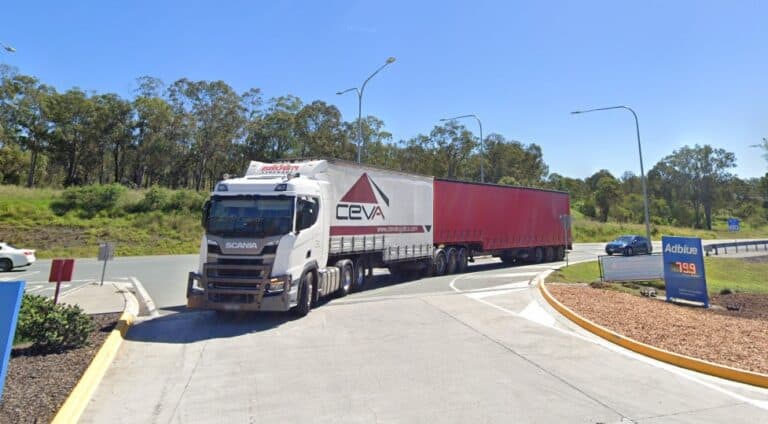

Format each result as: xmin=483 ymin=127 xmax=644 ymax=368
xmin=266 ymin=276 xmax=289 ymax=293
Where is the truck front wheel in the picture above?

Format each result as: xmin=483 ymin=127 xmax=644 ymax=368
xmin=292 ymin=271 xmax=314 ymax=317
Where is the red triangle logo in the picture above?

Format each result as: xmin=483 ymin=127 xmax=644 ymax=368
xmin=341 ymin=173 xmax=378 ymax=204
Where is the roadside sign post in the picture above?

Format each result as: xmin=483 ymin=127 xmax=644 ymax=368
xmin=727 ymin=218 xmax=740 ymax=253
xmin=727 ymin=217 xmax=740 ymax=232
xmin=0 ymin=281 xmax=25 ymax=400
xmin=98 ymin=242 xmax=115 ymax=286
xmin=49 ymin=259 xmax=75 ymax=304
xmin=662 ymin=236 xmax=708 ymax=308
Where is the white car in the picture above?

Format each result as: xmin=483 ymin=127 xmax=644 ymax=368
xmin=0 ymin=242 xmax=36 ymax=272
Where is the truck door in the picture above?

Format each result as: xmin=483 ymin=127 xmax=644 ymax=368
xmin=292 ymin=196 xmax=322 ymax=272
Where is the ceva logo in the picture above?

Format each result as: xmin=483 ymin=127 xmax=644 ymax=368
xmin=224 ymin=242 xmax=259 ymax=249
xmin=664 ymin=243 xmax=698 ymax=255
xmin=336 ymin=173 xmax=389 ymax=221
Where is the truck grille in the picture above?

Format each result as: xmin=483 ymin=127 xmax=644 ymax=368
xmin=208 ymin=293 xmax=256 ymax=304
xmin=207 ymin=267 xmax=263 ymax=279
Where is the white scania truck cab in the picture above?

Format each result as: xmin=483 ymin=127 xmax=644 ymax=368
xmin=187 ymin=159 xmax=434 ymax=316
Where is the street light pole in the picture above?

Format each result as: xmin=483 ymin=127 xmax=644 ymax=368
xmin=336 ymin=57 xmax=396 ymax=163
xmin=571 ymin=106 xmax=652 ymax=252
xmin=440 ymin=114 xmax=484 ymax=183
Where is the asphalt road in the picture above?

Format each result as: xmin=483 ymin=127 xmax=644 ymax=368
xmin=73 ymin=243 xmax=768 ymax=423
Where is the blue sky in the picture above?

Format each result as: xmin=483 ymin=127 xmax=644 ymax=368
xmin=3 ymin=0 xmax=767 ymax=179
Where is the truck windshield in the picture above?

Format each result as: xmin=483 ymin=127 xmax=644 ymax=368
xmin=207 ymin=196 xmax=294 ymax=238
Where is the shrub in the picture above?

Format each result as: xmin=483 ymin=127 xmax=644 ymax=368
xmin=130 ymin=186 xmax=205 ymax=213
xmin=15 ymin=294 xmax=95 ymax=353
xmin=133 ymin=186 xmax=172 ymax=212
xmin=578 ymin=199 xmax=597 ymax=218
xmin=51 ymin=184 xmax=126 ymax=218
xmin=166 ymin=189 xmax=207 ymax=213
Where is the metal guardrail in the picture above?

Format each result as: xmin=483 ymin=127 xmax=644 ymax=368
xmin=704 ymin=240 xmax=768 ymax=256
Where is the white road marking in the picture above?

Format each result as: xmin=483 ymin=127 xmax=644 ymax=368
xmin=25 ymin=285 xmax=47 ymax=293
xmin=130 ymin=276 xmax=159 ymax=317
xmin=460 ymin=271 xmax=541 ymax=280
xmin=447 ymin=269 xmax=768 ymax=411
xmin=466 ymin=289 xmax=521 ymax=300
xmin=0 ymin=270 xmax=40 ymax=281
xmin=461 ymin=281 xmax=531 ymax=293
xmin=518 ymin=300 xmax=557 ymax=327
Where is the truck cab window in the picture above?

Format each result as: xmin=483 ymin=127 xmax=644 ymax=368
xmin=296 ymin=197 xmax=319 ymax=231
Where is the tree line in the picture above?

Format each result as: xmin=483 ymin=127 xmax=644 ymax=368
xmin=1 ymin=65 xmax=766 ymax=230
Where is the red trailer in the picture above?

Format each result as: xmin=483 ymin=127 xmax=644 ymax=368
xmin=432 ymin=179 xmax=571 ymax=271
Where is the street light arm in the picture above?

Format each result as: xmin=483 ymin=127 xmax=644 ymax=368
xmin=1 ymin=42 xmax=16 ymax=53
xmin=360 ymin=59 xmax=395 ymax=97
xmin=336 ymin=87 xmax=359 ymax=96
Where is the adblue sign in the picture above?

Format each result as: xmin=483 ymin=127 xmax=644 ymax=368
xmin=0 ymin=281 xmax=25 ymax=400
xmin=662 ymin=236 xmax=708 ymax=307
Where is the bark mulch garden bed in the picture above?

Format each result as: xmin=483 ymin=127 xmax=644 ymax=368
xmin=0 ymin=312 xmax=120 ymax=424
xmin=547 ymin=284 xmax=768 ymax=375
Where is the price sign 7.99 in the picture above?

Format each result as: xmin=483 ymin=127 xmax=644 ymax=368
xmin=673 ymin=261 xmax=697 ymax=276
xmin=662 ymin=236 xmax=708 ymax=307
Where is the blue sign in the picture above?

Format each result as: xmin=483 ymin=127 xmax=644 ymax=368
xmin=662 ymin=237 xmax=708 ymax=307
xmin=727 ymin=217 xmax=740 ymax=232
xmin=0 ymin=281 xmax=25 ymax=400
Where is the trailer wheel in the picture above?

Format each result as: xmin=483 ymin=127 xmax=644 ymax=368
xmin=457 ymin=248 xmax=468 ymax=273
xmin=292 ymin=271 xmax=314 ymax=317
xmin=544 ymin=246 xmax=555 ymax=262
xmin=352 ymin=257 xmax=368 ymax=291
xmin=446 ymin=248 xmax=458 ymax=274
xmin=433 ymin=249 xmax=447 ymax=276
xmin=532 ymin=247 xmax=544 ymax=264
xmin=335 ymin=260 xmax=353 ymax=297
xmin=556 ymin=246 xmax=565 ymax=261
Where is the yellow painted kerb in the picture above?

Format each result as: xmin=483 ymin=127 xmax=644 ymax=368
xmin=50 ymin=309 xmax=135 ymax=423
xmin=539 ymin=282 xmax=768 ymax=389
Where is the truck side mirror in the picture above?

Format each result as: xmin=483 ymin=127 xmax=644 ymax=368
xmin=202 ymin=200 xmax=211 ymax=228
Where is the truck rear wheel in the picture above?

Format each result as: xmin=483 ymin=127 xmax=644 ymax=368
xmin=292 ymin=271 xmax=314 ymax=317
xmin=353 ymin=257 xmax=368 ymax=291
xmin=544 ymin=246 xmax=555 ymax=262
xmin=556 ymin=246 xmax=565 ymax=261
xmin=457 ymin=248 xmax=468 ymax=273
xmin=433 ymin=249 xmax=447 ymax=276
xmin=336 ymin=260 xmax=353 ymax=297
xmin=532 ymin=247 xmax=544 ymax=264
xmin=446 ymin=248 xmax=458 ymax=274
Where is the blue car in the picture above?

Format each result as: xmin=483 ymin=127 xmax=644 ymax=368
xmin=605 ymin=235 xmax=650 ymax=256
